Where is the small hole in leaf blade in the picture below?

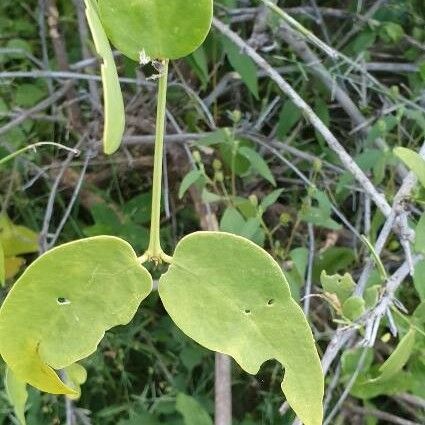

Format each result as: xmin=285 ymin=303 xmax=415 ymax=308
xmin=267 ymin=299 xmax=275 ymax=306
xmin=244 ymin=309 xmax=251 ymax=314
xmin=57 ymin=297 xmax=71 ymax=305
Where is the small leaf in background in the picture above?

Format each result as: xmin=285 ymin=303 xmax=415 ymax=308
xmin=238 ymin=146 xmax=276 ymax=186
xmin=220 ymin=207 xmax=264 ymax=246
xmin=413 ymin=260 xmax=425 ymax=301
xmin=300 ymin=190 xmax=341 ymax=230
xmin=219 ymin=138 xmax=253 ymax=176
xmin=259 ymin=189 xmax=283 ymax=212
xmin=0 ymin=236 xmax=152 ymax=394
xmin=313 ymin=247 xmax=356 ymax=281
xmin=221 ymin=37 xmax=259 ymax=99
xmin=342 ymin=296 xmax=365 ymax=321
xmin=320 ymin=271 xmax=355 ymax=304
xmin=284 ymin=247 xmax=309 ymax=300
xmin=5 ymin=367 xmax=28 ymax=425
xmin=314 ymin=97 xmax=330 ymax=147
xmin=179 ymin=169 xmax=204 ymax=199
xmin=394 ymin=147 xmax=425 ymax=187
xmin=364 ymin=285 xmax=380 ymax=309
xmin=0 ymin=242 xmax=5 ymax=286
xmin=187 ymin=46 xmax=209 ymax=89
xmin=64 ymin=363 xmax=87 ymax=400
xmin=85 ymin=0 xmax=125 ymax=155
xmin=159 ymin=232 xmax=324 ymax=425
xmin=276 ymin=100 xmax=302 ymax=139
xmin=414 ymin=212 xmax=425 ymax=254
xmin=176 ymin=393 xmax=213 ymax=425
xmin=374 ymin=329 xmax=416 ymax=382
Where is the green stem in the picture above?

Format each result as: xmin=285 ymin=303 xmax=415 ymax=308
xmin=145 ymin=60 xmax=172 ymax=263
xmin=0 ymin=142 xmax=79 ymax=166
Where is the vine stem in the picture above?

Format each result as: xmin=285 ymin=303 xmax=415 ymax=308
xmin=144 ymin=59 xmax=172 ymax=264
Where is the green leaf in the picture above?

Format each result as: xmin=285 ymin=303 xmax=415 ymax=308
xmin=5 ymin=367 xmax=27 ymax=425
xmin=276 ymin=100 xmax=302 ymax=139
xmin=220 ymin=208 xmax=264 ymax=245
xmin=159 ymin=232 xmax=324 ymax=425
xmin=394 ymin=147 xmax=425 ymax=187
xmin=342 ymin=296 xmax=365 ymax=321
xmin=0 ymin=236 xmax=152 ymax=394
xmin=414 ymin=260 xmax=425 ymax=301
xmin=98 ymin=0 xmax=213 ymax=60
xmin=300 ymin=190 xmax=341 ymax=230
xmin=320 ymin=271 xmax=355 ymax=304
xmin=0 ymin=242 xmax=5 ymax=286
xmin=260 ymin=189 xmax=283 ymax=212
xmin=176 ymin=393 xmax=213 ymax=425
xmin=374 ymin=329 xmax=416 ymax=382
xmin=85 ymin=0 xmax=125 ymax=155
xmin=179 ymin=170 xmax=204 ymax=199
xmin=414 ymin=213 xmax=425 ymax=254
xmin=221 ymin=37 xmax=259 ymax=99
xmin=238 ymin=146 xmax=276 ymax=186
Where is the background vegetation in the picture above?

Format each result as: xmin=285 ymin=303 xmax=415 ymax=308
xmin=1 ymin=0 xmax=425 ymax=424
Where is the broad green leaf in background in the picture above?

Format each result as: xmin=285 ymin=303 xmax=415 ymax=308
xmin=221 ymin=37 xmax=259 ymax=99
xmin=0 ymin=242 xmax=5 ymax=286
xmin=64 ymin=363 xmax=87 ymax=400
xmin=0 ymin=236 xmax=152 ymax=394
xmin=5 ymin=367 xmax=28 ymax=425
xmin=159 ymin=232 xmax=324 ymax=425
xmin=414 ymin=213 xmax=425 ymax=255
xmin=394 ymin=147 xmax=425 ymax=187
xmin=238 ymin=146 xmax=276 ymax=186
xmin=84 ymin=0 xmax=125 ymax=155
xmin=374 ymin=329 xmax=416 ymax=382
xmin=98 ymin=0 xmax=213 ymax=60
xmin=176 ymin=393 xmax=213 ymax=425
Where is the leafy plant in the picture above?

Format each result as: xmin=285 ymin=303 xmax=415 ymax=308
xmin=0 ymin=1 xmax=324 ymax=425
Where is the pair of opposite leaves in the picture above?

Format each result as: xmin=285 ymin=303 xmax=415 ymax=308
xmin=0 ymin=2 xmax=324 ymax=425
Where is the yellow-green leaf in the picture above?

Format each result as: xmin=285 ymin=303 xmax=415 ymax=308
xmin=0 ymin=214 xmax=38 ymax=257
xmin=394 ymin=147 xmax=425 ymax=187
xmin=0 ymin=236 xmax=152 ymax=394
xmin=84 ymin=0 xmax=125 ymax=155
xmin=0 ymin=242 xmax=5 ymax=286
xmin=64 ymin=363 xmax=87 ymax=400
xmin=5 ymin=367 xmax=28 ymax=425
xmin=98 ymin=0 xmax=213 ymax=60
xmin=320 ymin=271 xmax=355 ymax=304
xmin=4 ymin=256 xmax=25 ymax=281
xmin=159 ymin=232 xmax=324 ymax=425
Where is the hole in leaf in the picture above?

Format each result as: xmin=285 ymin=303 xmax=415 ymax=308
xmin=267 ymin=299 xmax=275 ymax=306
xmin=244 ymin=309 xmax=251 ymax=314
xmin=57 ymin=297 xmax=71 ymax=306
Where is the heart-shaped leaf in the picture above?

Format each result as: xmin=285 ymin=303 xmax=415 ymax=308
xmin=98 ymin=0 xmax=213 ymax=60
xmin=85 ymin=0 xmax=125 ymax=154
xmin=0 ymin=236 xmax=152 ymax=394
xmin=159 ymin=232 xmax=324 ymax=425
